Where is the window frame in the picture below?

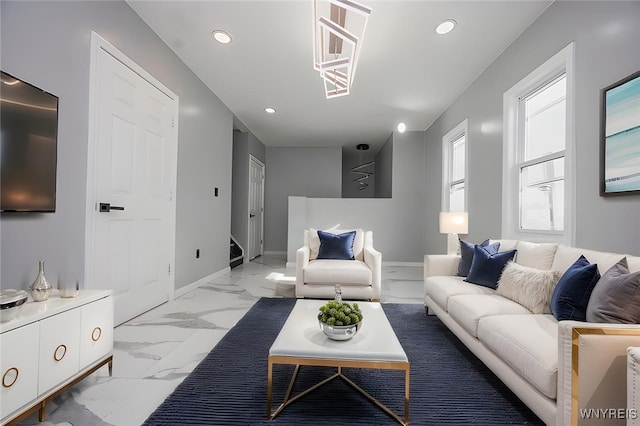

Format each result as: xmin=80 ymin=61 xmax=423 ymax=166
xmin=442 ymin=119 xmax=468 ymax=213
xmin=502 ymin=43 xmax=575 ymax=245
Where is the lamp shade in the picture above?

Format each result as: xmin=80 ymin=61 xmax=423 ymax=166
xmin=439 ymin=212 xmax=468 ymax=235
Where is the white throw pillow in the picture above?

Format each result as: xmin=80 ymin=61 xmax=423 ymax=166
xmin=514 ymin=241 xmax=558 ymax=270
xmin=497 ymin=262 xmax=562 ymax=314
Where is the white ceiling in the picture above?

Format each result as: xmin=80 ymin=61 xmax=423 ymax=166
xmin=127 ymin=0 xmax=552 ymax=153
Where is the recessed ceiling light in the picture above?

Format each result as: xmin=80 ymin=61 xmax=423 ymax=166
xmin=397 ymin=122 xmax=407 ymax=133
xmin=436 ymin=19 xmax=457 ymax=35
xmin=212 ymin=30 xmax=232 ymax=44
xmin=265 ymin=107 xmax=276 ymax=114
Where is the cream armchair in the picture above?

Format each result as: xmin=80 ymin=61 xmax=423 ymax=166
xmin=296 ymin=228 xmax=381 ymax=301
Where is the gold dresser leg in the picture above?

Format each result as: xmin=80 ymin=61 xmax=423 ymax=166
xmin=38 ymin=401 xmax=46 ymax=422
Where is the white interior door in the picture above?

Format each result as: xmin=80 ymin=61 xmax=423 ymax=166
xmin=248 ymin=155 xmax=264 ymax=260
xmin=86 ymin=34 xmax=178 ymax=325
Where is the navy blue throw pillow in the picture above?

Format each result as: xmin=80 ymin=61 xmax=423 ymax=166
xmin=316 ymin=230 xmax=356 ymax=260
xmin=465 ymin=246 xmax=517 ymax=289
xmin=551 ymin=255 xmax=601 ymax=321
xmin=458 ymin=239 xmax=500 ymax=277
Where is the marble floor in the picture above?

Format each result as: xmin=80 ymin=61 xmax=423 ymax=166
xmin=18 ymin=256 xmax=424 ymax=426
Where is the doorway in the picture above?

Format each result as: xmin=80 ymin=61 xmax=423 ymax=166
xmin=248 ymin=155 xmax=265 ymax=260
xmin=85 ymin=33 xmax=179 ymax=325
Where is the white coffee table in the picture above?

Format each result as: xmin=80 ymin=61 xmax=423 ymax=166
xmin=267 ymin=299 xmax=410 ymax=425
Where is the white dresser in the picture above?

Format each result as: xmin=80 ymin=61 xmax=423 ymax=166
xmin=1 ymin=289 xmax=113 ymax=425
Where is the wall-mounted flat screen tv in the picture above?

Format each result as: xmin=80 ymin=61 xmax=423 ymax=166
xmin=1 ymin=71 xmax=58 ymax=212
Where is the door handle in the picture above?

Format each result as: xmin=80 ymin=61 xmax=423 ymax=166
xmin=249 ymin=213 xmax=255 ymax=218
xmin=99 ymin=202 xmax=125 ymax=213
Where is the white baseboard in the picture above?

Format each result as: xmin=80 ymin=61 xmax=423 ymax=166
xmin=264 ymin=251 xmax=286 ymax=258
xmin=285 ymin=261 xmax=423 ymax=268
xmin=384 ymin=261 xmax=423 ymax=267
xmin=172 ymin=267 xmax=230 ymax=299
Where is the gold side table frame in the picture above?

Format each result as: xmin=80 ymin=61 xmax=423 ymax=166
xmin=267 ymin=355 xmax=410 ymax=425
xmin=571 ymin=327 xmax=640 ymax=424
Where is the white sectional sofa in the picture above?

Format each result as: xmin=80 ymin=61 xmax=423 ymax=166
xmin=424 ymin=240 xmax=640 ymax=425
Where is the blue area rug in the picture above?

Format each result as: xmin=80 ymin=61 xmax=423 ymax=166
xmin=143 ymin=297 xmax=543 ymax=425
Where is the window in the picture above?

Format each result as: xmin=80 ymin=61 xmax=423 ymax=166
xmin=520 ymin=74 xmax=566 ymax=231
xmin=442 ymin=119 xmax=468 ymax=212
xmin=503 ymin=43 xmax=575 ymax=244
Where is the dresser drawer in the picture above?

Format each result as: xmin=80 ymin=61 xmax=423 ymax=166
xmin=1 ymin=290 xmax=113 ymax=425
xmin=38 ymin=309 xmax=81 ymax=394
xmin=0 ymin=322 xmax=39 ymax=420
xmin=80 ymin=296 xmax=114 ymax=368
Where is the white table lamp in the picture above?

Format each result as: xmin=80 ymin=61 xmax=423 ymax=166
xmin=439 ymin=212 xmax=468 ymax=255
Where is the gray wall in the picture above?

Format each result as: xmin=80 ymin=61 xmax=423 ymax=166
xmin=375 ymin=135 xmax=393 ymax=198
xmin=248 ymin=134 xmax=267 ymax=167
xmin=390 ymin=131 xmax=427 ymax=260
xmin=1 ymin=1 xmax=233 ymax=290
xmin=286 ymin=130 xmax=426 ymax=263
xmin=424 ymin=0 xmax=640 ymax=256
xmin=264 ymin=147 xmax=342 ymax=253
xmin=231 ymin=130 xmax=266 ymax=257
xmin=231 ymin=131 xmax=249 ymax=256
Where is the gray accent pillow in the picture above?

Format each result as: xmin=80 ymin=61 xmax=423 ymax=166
xmin=586 ymin=257 xmax=640 ymax=323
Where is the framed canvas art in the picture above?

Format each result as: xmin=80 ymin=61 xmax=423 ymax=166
xmin=600 ymin=70 xmax=640 ymax=196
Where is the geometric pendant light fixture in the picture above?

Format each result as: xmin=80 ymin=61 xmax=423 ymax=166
xmin=350 ymin=143 xmax=375 ymax=190
xmin=313 ymin=0 xmax=372 ymax=99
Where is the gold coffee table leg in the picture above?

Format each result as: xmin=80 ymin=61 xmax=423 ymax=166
xmin=267 ymin=358 xmax=273 ymax=418
xmin=267 ymin=356 xmax=410 ymax=425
